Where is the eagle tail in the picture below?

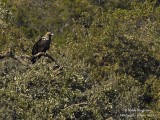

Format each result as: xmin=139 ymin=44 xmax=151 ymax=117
xmin=31 ymin=55 xmax=42 ymax=64
xmin=31 ymin=57 xmax=37 ymax=64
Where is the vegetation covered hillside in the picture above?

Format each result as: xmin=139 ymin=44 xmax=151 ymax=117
xmin=0 ymin=0 xmax=160 ymax=119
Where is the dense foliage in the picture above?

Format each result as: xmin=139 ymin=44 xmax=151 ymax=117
xmin=0 ymin=0 xmax=160 ymax=119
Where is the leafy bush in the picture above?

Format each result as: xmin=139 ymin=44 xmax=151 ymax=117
xmin=0 ymin=0 xmax=160 ymax=119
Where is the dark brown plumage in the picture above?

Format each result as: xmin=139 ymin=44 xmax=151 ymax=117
xmin=31 ymin=32 xmax=54 ymax=63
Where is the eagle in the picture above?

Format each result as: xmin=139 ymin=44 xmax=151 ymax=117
xmin=31 ymin=32 xmax=54 ymax=63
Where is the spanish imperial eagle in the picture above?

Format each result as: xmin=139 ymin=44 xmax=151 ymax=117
xmin=31 ymin=32 xmax=54 ymax=63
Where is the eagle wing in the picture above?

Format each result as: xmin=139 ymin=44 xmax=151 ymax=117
xmin=32 ymin=38 xmax=49 ymax=55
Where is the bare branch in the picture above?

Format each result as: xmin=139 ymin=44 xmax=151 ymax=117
xmin=31 ymin=52 xmax=60 ymax=67
xmin=0 ymin=51 xmax=11 ymax=59
xmin=62 ymin=102 xmax=88 ymax=111
xmin=0 ymin=50 xmax=30 ymax=65
xmin=0 ymin=50 xmax=60 ymax=67
xmin=13 ymin=55 xmax=29 ymax=66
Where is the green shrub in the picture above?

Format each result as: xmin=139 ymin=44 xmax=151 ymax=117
xmin=0 ymin=0 xmax=160 ymax=119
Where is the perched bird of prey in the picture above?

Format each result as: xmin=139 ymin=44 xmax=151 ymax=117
xmin=31 ymin=32 xmax=54 ymax=63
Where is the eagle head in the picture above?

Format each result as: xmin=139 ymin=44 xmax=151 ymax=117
xmin=42 ymin=32 xmax=54 ymax=41
xmin=45 ymin=32 xmax=54 ymax=37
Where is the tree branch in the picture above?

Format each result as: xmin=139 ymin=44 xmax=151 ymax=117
xmin=62 ymin=102 xmax=88 ymax=111
xmin=0 ymin=50 xmax=60 ymax=67
xmin=0 ymin=51 xmax=11 ymax=59
xmin=0 ymin=50 xmax=31 ymax=65
xmin=31 ymin=52 xmax=60 ymax=67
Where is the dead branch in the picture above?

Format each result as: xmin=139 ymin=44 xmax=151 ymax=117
xmin=0 ymin=50 xmax=60 ymax=67
xmin=0 ymin=50 xmax=30 ymax=65
xmin=62 ymin=102 xmax=88 ymax=111
xmin=31 ymin=52 xmax=60 ymax=66
xmin=0 ymin=51 xmax=11 ymax=59
xmin=13 ymin=55 xmax=29 ymax=66
xmin=32 ymin=52 xmax=54 ymax=60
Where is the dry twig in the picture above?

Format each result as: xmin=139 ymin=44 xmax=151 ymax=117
xmin=62 ymin=102 xmax=88 ymax=111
